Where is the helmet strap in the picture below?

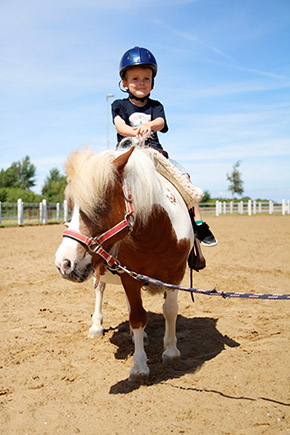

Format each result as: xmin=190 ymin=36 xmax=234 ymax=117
xmin=128 ymin=92 xmax=150 ymax=103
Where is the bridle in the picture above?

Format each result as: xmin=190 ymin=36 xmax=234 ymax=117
xmin=62 ymin=181 xmax=134 ymax=269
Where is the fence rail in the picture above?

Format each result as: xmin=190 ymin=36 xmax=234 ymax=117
xmin=0 ymin=200 xmax=70 ymax=226
xmin=213 ymin=199 xmax=290 ymax=216
xmin=0 ymin=199 xmax=289 ymax=226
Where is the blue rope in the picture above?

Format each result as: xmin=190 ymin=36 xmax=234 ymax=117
xmin=130 ymin=272 xmax=290 ymax=300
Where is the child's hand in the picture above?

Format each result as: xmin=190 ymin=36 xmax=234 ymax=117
xmin=134 ymin=124 xmax=152 ymax=138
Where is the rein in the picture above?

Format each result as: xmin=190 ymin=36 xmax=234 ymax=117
xmin=63 ymin=181 xmax=134 ymax=268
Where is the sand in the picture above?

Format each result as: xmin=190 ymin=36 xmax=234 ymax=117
xmin=1 ymin=215 xmax=290 ymax=434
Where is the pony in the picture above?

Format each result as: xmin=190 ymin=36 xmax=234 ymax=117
xmin=55 ymin=145 xmax=197 ymax=381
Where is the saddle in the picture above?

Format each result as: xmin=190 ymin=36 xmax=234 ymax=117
xmin=150 ymin=149 xmax=204 ymax=209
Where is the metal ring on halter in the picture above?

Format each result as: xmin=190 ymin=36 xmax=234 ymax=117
xmin=125 ymin=213 xmax=135 ymax=230
xmin=86 ymin=240 xmax=101 ymax=256
xmin=107 ymin=258 xmax=123 ymax=273
xmin=122 ymin=183 xmax=132 ymax=202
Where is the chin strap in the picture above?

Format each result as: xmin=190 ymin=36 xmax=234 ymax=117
xmin=128 ymin=92 xmax=150 ymax=103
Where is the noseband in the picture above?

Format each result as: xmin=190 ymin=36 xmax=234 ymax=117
xmin=62 ymin=182 xmax=134 ymax=269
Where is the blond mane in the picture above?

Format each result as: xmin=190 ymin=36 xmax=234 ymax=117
xmin=64 ymin=147 xmax=163 ymax=224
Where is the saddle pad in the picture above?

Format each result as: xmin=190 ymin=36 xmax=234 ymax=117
xmin=149 ymin=149 xmax=204 ymax=209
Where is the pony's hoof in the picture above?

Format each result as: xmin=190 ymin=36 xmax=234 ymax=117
xmin=162 ymin=351 xmax=181 ymax=365
xmin=88 ymin=327 xmax=103 ymax=338
xmin=129 ymin=373 xmax=150 ymax=383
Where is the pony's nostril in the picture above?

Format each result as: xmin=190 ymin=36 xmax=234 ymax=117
xmin=63 ymin=259 xmax=71 ymax=271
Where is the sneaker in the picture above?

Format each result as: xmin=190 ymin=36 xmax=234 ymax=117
xmin=196 ymin=222 xmax=218 ymax=247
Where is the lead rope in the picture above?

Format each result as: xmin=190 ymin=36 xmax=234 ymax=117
xmin=190 ymin=267 xmax=194 ymax=303
xmin=116 ymin=263 xmax=290 ymax=300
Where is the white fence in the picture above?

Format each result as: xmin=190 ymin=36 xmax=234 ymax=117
xmin=0 ymin=199 xmax=70 ymax=225
xmin=214 ymin=199 xmax=290 ymax=216
xmin=0 ymin=199 xmax=289 ymax=226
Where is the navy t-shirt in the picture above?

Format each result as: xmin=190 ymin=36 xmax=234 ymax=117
xmin=111 ymin=98 xmax=168 ymax=150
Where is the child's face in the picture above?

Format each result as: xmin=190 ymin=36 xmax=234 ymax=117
xmin=122 ymin=66 xmax=153 ymax=99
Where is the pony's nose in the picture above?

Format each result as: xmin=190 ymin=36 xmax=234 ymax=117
xmin=55 ymin=257 xmax=73 ymax=276
xmin=62 ymin=259 xmax=71 ymax=271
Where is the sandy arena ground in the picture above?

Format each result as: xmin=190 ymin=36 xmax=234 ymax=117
xmin=1 ymin=215 xmax=290 ymax=434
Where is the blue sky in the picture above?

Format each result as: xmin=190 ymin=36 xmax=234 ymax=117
xmin=1 ymin=0 xmax=289 ymax=201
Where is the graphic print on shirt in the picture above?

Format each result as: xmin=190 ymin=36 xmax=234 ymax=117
xmin=129 ymin=112 xmax=151 ymax=128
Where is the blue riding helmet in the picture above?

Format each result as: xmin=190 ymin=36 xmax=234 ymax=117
xmin=119 ymin=46 xmax=158 ymax=78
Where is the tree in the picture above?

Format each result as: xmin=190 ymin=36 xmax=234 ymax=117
xmin=0 ymin=188 xmax=8 ymax=202
xmin=41 ymin=168 xmax=67 ymax=202
xmin=0 ymin=156 xmax=36 ymax=190
xmin=200 ymin=189 xmax=211 ymax=203
xmin=0 ymin=187 xmax=42 ymax=202
xmin=227 ymin=160 xmax=244 ymax=197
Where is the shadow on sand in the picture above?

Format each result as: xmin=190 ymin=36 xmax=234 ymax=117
xmin=108 ymin=312 xmax=239 ymax=394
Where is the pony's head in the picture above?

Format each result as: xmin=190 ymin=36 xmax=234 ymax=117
xmin=55 ymin=145 xmax=162 ymax=283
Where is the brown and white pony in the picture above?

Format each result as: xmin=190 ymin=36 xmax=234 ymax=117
xmin=55 ymin=145 xmax=194 ymax=381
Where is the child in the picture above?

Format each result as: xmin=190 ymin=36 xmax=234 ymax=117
xmin=112 ymin=46 xmax=217 ymax=247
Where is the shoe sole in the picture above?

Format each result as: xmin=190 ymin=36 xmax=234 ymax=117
xmin=201 ymin=240 xmax=218 ymax=247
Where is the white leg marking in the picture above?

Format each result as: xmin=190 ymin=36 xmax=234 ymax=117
xmin=162 ymin=291 xmax=181 ymax=363
xmin=88 ymin=280 xmax=106 ymax=338
xmin=130 ymin=327 xmax=149 ymax=381
xmin=125 ymin=293 xmax=149 ymax=345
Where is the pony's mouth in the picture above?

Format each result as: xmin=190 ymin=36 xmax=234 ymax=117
xmin=58 ymin=263 xmax=94 ymax=283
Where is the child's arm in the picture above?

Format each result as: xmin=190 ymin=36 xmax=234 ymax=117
xmin=114 ymin=115 xmax=165 ymax=138
xmin=114 ymin=115 xmax=136 ymax=137
xmin=135 ymin=117 xmax=165 ymax=137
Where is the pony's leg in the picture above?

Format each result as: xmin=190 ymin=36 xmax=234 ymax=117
xmin=130 ymin=327 xmax=149 ymax=381
xmin=124 ymin=282 xmax=149 ymax=381
xmin=125 ymin=295 xmax=149 ymax=346
xmin=131 ymin=328 xmax=149 ymax=346
xmin=88 ymin=280 xmax=106 ymax=338
xmin=162 ymin=290 xmax=181 ymax=363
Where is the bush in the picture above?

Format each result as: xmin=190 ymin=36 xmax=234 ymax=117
xmin=0 ymin=187 xmax=43 ymax=203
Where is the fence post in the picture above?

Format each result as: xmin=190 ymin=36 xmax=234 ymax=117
xmin=253 ymin=200 xmax=256 ymax=215
xmin=269 ymin=200 xmax=273 ymax=215
xmin=287 ymin=200 xmax=290 ymax=215
xmin=56 ymin=203 xmax=60 ymax=221
xmin=64 ymin=199 xmax=68 ymax=222
xmin=239 ymin=201 xmax=244 ymax=215
xmin=42 ymin=199 xmax=47 ymax=224
xmin=223 ymin=201 xmax=226 ymax=214
xmin=216 ymin=200 xmax=219 ymax=216
xmin=282 ymin=199 xmax=285 ymax=216
xmin=248 ymin=200 xmax=252 ymax=216
xmin=17 ymin=198 xmax=23 ymax=225
xmin=39 ymin=202 xmax=43 ymax=222
xmin=258 ymin=202 xmax=262 ymax=213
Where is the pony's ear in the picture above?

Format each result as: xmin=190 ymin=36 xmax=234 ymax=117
xmin=113 ymin=146 xmax=135 ymax=174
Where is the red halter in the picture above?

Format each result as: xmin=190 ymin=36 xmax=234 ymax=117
xmin=62 ymin=182 xmax=134 ymax=269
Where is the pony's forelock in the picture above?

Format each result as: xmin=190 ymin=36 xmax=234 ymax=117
xmin=64 ymin=146 xmax=162 ymax=224
xmin=65 ymin=149 xmax=117 ymax=220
